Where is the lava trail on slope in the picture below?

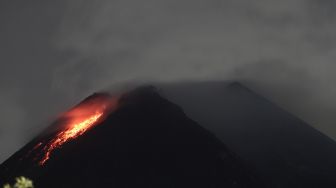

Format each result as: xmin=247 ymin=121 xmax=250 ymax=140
xmin=34 ymin=93 xmax=118 ymax=165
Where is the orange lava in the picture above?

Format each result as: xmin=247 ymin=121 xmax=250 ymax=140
xmin=38 ymin=95 xmax=117 ymax=165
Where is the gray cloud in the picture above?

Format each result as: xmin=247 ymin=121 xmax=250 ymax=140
xmin=52 ymin=0 xmax=336 ymax=137
xmin=1 ymin=0 xmax=336 ymax=162
xmin=0 ymin=89 xmax=25 ymax=162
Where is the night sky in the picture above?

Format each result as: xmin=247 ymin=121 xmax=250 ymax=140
xmin=1 ymin=0 xmax=336 ymax=162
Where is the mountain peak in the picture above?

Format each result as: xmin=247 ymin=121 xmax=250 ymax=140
xmin=0 ymin=86 xmax=265 ymax=188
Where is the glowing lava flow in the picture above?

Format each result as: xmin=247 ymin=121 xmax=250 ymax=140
xmin=37 ymin=94 xmax=117 ymax=165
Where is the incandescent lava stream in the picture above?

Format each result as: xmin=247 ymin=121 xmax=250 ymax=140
xmin=36 ymin=93 xmax=118 ymax=165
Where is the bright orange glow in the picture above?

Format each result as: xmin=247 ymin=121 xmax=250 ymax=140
xmin=37 ymin=95 xmax=117 ymax=165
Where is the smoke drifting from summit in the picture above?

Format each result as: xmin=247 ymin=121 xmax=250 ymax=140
xmin=1 ymin=0 xmax=336 ymax=162
xmin=53 ymin=0 xmax=336 ymax=138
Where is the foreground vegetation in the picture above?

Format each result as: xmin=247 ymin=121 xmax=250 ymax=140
xmin=2 ymin=177 xmax=33 ymax=188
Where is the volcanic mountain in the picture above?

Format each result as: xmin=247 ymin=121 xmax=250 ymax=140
xmin=0 ymin=85 xmax=266 ymax=188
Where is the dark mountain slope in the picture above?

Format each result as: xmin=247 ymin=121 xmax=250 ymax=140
xmin=0 ymin=86 xmax=265 ymax=188
xmin=159 ymin=81 xmax=336 ymax=188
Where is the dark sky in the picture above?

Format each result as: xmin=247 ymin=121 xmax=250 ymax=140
xmin=1 ymin=0 xmax=336 ymax=162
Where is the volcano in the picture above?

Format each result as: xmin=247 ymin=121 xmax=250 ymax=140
xmin=0 ymin=85 xmax=265 ymax=188
xmin=1 ymin=82 xmax=336 ymax=188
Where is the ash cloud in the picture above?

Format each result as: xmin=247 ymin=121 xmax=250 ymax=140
xmin=1 ymin=0 xmax=336 ymax=162
xmin=52 ymin=0 xmax=336 ymax=138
